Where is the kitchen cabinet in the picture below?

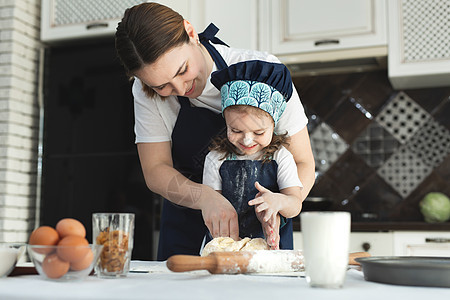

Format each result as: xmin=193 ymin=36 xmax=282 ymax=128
xmin=293 ymin=232 xmax=394 ymax=256
xmin=191 ymin=0 xmax=258 ymax=50
xmin=41 ymin=0 xmax=258 ymax=49
xmin=259 ymin=0 xmax=388 ymax=63
xmin=40 ymin=0 xmax=197 ymax=43
xmin=295 ymin=230 xmax=450 ymax=257
xmin=349 ymin=232 xmax=393 ymax=256
xmin=393 ymin=231 xmax=450 ymax=256
xmin=387 ymin=0 xmax=450 ymax=89
xmin=41 ymin=0 xmax=148 ymax=42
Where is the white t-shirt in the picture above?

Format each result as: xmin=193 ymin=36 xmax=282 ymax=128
xmin=202 ymin=146 xmax=303 ymax=191
xmin=132 ymin=44 xmax=308 ymax=143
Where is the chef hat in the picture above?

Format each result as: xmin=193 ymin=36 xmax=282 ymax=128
xmin=210 ymin=60 xmax=293 ymax=126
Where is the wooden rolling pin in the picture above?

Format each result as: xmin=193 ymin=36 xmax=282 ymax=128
xmin=166 ymin=251 xmax=370 ymax=274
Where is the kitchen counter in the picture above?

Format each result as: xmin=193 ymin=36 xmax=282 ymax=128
xmin=0 ymin=261 xmax=448 ymax=299
xmin=292 ymin=219 xmax=450 ymax=231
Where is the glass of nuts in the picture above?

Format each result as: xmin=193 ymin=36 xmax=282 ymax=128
xmin=92 ymin=213 xmax=135 ymax=278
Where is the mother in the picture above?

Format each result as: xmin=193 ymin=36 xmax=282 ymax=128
xmin=115 ymin=2 xmax=315 ymax=261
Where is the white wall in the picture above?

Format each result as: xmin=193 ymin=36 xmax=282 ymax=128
xmin=0 ymin=0 xmax=41 ymax=242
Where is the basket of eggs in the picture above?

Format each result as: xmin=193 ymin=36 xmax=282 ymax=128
xmin=27 ymin=218 xmax=103 ymax=281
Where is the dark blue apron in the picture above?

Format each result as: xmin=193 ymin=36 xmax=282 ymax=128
xmin=157 ymin=24 xmax=228 ymax=261
xmin=220 ymin=159 xmax=293 ymax=249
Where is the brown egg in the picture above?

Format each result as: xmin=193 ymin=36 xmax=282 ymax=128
xmin=56 ymin=218 xmax=86 ymax=238
xmin=29 ymin=226 xmax=60 ymax=254
xmin=70 ymin=248 xmax=94 ymax=271
xmin=42 ymin=253 xmax=70 ymax=279
xmin=57 ymin=235 xmax=90 ymax=263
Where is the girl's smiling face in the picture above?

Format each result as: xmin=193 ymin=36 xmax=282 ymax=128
xmin=224 ymin=106 xmax=274 ymax=156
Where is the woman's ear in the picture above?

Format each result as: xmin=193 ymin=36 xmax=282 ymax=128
xmin=183 ymin=20 xmax=198 ymax=44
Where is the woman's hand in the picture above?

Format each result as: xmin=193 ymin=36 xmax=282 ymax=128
xmin=137 ymin=142 xmax=240 ymax=240
xmin=198 ymin=191 xmax=240 ymax=241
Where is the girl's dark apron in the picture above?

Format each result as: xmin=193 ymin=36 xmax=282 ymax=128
xmin=157 ymin=24 xmax=228 ymax=261
xmin=219 ymin=159 xmax=293 ymax=249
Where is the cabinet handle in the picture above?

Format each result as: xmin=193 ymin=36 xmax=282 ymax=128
xmin=86 ymin=23 xmax=108 ymax=30
xmin=314 ymin=39 xmax=340 ymax=46
xmin=362 ymin=242 xmax=371 ymax=252
xmin=425 ymin=238 xmax=450 ymax=243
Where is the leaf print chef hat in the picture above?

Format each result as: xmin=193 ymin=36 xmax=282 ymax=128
xmin=210 ymin=60 xmax=293 ymax=126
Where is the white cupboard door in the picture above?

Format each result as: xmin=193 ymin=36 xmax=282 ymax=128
xmin=387 ymin=0 xmax=450 ymax=89
xmin=393 ymin=231 xmax=450 ymax=257
xmin=267 ymin=0 xmax=387 ymax=55
xmin=294 ymin=232 xmax=394 ymax=256
xmin=189 ymin=0 xmax=258 ymax=50
xmin=349 ymin=232 xmax=393 ymax=256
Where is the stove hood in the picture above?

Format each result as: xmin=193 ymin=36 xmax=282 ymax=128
xmin=277 ymin=46 xmax=388 ymax=77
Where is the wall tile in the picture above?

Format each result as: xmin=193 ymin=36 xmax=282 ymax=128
xmin=332 ymin=197 xmax=365 ymax=221
xmin=326 ymin=149 xmax=375 ymax=198
xmin=406 ymin=118 xmax=450 ymax=168
xmin=377 ymin=146 xmax=433 ymax=198
xmin=309 ymin=173 xmax=348 ymax=201
xmin=309 ymin=122 xmax=348 ymax=176
xmin=351 ymin=122 xmax=400 ymax=169
xmin=304 ymin=106 xmax=321 ymax=133
xmin=294 ymin=73 xmax=365 ymax=120
xmin=432 ymin=96 xmax=450 ymax=130
xmin=404 ymin=87 xmax=450 ymax=114
xmin=376 ymin=92 xmax=430 ymax=144
xmin=326 ymin=96 xmax=372 ymax=144
xmin=435 ymin=154 xmax=450 ymax=181
xmin=347 ymin=70 xmax=395 ymax=116
xmin=350 ymin=173 xmax=403 ymax=221
xmin=0 ymin=1 xmax=41 ymax=243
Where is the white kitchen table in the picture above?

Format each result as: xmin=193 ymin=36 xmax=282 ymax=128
xmin=0 ymin=261 xmax=448 ymax=299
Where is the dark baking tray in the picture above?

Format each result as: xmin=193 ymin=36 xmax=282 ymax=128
xmin=355 ymin=256 xmax=450 ymax=288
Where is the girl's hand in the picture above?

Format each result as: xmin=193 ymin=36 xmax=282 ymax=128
xmin=248 ymin=181 xmax=282 ymax=228
xmin=255 ymin=209 xmax=280 ymax=250
xmin=250 ymin=182 xmax=281 ymax=249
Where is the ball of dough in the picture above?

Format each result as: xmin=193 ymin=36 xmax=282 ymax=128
xmin=241 ymin=238 xmax=270 ymax=251
xmin=224 ymin=237 xmax=251 ymax=252
xmin=201 ymin=237 xmax=269 ymax=256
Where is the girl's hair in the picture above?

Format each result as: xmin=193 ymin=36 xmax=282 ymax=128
xmin=210 ymin=105 xmax=289 ymax=163
xmin=115 ymin=2 xmax=189 ymax=98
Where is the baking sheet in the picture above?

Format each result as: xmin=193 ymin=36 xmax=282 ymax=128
xmin=356 ymin=256 xmax=450 ymax=288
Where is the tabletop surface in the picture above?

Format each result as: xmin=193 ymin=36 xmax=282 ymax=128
xmin=0 ymin=261 xmax=449 ymax=299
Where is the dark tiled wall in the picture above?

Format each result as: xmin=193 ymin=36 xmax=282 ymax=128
xmin=293 ymin=70 xmax=450 ymax=225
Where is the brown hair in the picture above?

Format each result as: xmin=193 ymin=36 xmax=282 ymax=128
xmin=210 ymin=105 xmax=289 ymax=163
xmin=115 ymin=2 xmax=189 ymax=98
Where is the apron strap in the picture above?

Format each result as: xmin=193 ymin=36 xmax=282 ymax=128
xmin=198 ymin=23 xmax=228 ymax=70
xmin=178 ymin=96 xmax=190 ymax=107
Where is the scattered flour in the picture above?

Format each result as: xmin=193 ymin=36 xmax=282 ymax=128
xmin=246 ymin=250 xmax=304 ymax=273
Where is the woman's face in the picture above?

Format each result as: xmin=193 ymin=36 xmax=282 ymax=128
xmin=224 ymin=108 xmax=274 ymax=156
xmin=134 ymin=41 xmax=211 ymax=99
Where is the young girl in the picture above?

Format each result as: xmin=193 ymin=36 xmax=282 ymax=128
xmin=203 ymin=60 xmax=303 ymax=250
